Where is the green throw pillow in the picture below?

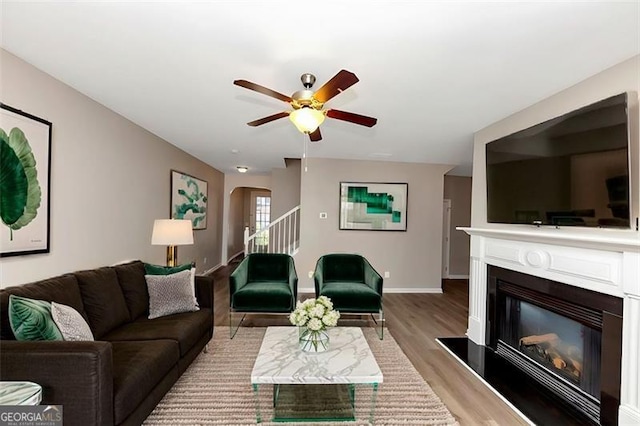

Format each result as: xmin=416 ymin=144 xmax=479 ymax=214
xmin=8 ymin=295 xmax=63 ymax=341
xmin=144 ymin=262 xmax=192 ymax=275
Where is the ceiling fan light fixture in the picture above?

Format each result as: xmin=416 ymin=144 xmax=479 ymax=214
xmin=289 ymin=107 xmax=325 ymax=134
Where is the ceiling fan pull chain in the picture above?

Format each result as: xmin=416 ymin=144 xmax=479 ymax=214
xmin=303 ymin=134 xmax=308 ymax=172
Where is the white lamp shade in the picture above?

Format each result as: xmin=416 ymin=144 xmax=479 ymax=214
xmin=289 ymin=108 xmax=325 ymax=133
xmin=151 ymin=219 xmax=194 ymax=245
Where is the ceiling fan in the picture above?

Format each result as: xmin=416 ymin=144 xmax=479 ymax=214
xmin=233 ymin=69 xmax=377 ymax=142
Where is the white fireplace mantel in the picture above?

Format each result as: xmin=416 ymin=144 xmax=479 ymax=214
xmin=459 ymin=226 xmax=640 ymax=425
xmin=459 ymin=226 xmax=640 ymax=252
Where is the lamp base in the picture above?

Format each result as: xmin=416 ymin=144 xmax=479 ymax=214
xmin=166 ymin=245 xmax=178 ymax=267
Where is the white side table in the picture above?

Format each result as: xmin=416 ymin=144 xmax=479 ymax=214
xmin=0 ymin=381 xmax=42 ymax=405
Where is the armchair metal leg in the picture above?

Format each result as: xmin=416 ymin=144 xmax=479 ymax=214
xmin=204 ymin=344 xmax=209 ymax=353
xmin=229 ymin=310 xmax=247 ymax=339
xmin=370 ymin=307 xmax=384 ymax=340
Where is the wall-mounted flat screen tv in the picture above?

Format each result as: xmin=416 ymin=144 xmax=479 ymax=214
xmin=486 ymin=92 xmax=631 ymax=228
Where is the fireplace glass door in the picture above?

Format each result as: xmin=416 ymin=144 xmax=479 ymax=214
xmin=499 ymin=296 xmax=601 ymax=399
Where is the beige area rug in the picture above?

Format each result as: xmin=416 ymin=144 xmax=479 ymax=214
xmin=144 ymin=327 xmax=458 ymax=425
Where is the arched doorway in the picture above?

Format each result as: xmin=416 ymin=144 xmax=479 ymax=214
xmin=227 ymin=186 xmax=272 ymax=261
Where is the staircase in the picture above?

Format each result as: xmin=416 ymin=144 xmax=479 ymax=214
xmin=244 ymin=206 xmax=300 ymax=256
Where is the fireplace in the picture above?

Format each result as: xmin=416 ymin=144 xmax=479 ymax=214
xmin=488 ymin=266 xmax=623 ymax=425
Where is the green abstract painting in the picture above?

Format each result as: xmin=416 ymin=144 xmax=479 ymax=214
xmin=171 ymin=170 xmax=208 ymax=230
xmin=339 ymin=182 xmax=408 ymax=231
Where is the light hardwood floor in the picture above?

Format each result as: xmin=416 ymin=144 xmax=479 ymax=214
xmin=211 ymin=264 xmax=528 ymax=425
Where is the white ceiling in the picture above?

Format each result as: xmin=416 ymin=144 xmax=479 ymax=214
xmin=2 ymin=1 xmax=639 ymax=176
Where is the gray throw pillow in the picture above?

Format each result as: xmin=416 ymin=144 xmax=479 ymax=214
xmin=145 ymin=269 xmax=199 ymax=319
xmin=51 ymin=302 xmax=94 ymax=341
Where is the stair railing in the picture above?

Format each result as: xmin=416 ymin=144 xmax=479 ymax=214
xmin=244 ymin=205 xmax=300 ymax=255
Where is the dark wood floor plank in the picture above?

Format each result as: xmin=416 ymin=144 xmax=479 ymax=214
xmin=209 ymin=265 xmax=528 ymax=425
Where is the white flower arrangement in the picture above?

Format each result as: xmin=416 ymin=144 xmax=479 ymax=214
xmin=289 ymin=296 xmax=340 ymax=332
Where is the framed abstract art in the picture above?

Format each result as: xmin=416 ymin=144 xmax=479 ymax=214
xmin=339 ymin=182 xmax=408 ymax=231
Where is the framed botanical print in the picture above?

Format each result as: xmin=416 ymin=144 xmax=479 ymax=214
xmin=171 ymin=170 xmax=208 ymax=230
xmin=339 ymin=182 xmax=408 ymax=231
xmin=0 ymin=104 xmax=52 ymax=257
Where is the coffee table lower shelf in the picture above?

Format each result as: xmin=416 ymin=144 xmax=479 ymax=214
xmin=252 ymin=383 xmax=380 ymax=423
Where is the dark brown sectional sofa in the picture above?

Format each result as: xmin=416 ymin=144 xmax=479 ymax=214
xmin=0 ymin=260 xmax=214 ymax=426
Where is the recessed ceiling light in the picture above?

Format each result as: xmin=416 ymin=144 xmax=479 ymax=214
xmin=231 ymin=149 xmax=239 ymax=154
xmin=236 ymin=166 xmax=248 ymax=173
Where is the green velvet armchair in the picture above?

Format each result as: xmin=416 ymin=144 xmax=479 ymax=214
xmin=229 ymin=253 xmax=298 ymax=338
xmin=314 ymin=253 xmax=384 ymax=339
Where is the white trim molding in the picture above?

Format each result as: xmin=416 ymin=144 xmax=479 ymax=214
xmin=619 ymin=404 xmax=640 ymax=426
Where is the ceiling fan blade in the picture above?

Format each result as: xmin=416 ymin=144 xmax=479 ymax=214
xmin=313 ymin=70 xmax=359 ymax=103
xmin=309 ymin=128 xmax=322 ymax=142
xmin=233 ymin=79 xmax=293 ymax=103
xmin=247 ymin=111 xmax=289 ymax=127
xmin=326 ymin=109 xmax=377 ymax=127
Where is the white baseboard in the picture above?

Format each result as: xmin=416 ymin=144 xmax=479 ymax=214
xmin=202 ymin=263 xmax=223 ymax=275
xmin=384 ymin=288 xmax=443 ymax=293
xmin=619 ymin=404 xmax=640 ymax=425
xmin=227 ymin=250 xmax=244 ymax=263
xmin=445 ymin=274 xmax=469 ymax=279
xmin=298 ymin=287 xmax=443 ymax=294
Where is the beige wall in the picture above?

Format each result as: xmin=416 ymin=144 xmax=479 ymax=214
xmin=295 ymin=158 xmax=453 ymax=292
xmin=271 ymin=158 xmax=301 ymax=219
xmin=0 ymin=49 xmax=224 ymax=287
xmin=444 ymin=175 xmax=472 ymax=276
xmin=472 ymin=55 xmax=640 ymax=236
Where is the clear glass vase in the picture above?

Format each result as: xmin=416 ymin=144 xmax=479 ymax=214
xmin=299 ymin=328 xmax=330 ymax=353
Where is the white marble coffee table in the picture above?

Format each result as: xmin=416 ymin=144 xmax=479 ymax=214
xmin=251 ymin=326 xmax=383 ymax=423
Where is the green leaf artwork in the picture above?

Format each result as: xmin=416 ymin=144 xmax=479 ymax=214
xmin=0 ymin=127 xmax=42 ymax=240
xmin=173 ymin=173 xmax=207 ymax=228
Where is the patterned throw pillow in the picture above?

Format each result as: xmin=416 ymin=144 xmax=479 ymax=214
xmin=145 ymin=262 xmax=199 ymax=309
xmin=8 ymin=295 xmax=63 ymax=341
xmin=145 ymin=269 xmax=199 ymax=319
xmin=51 ymin=302 xmax=94 ymax=341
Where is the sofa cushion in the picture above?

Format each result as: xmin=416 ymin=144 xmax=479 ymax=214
xmin=102 ymin=309 xmax=212 ymax=357
xmin=322 ymin=255 xmax=365 ymax=282
xmin=8 ymin=295 xmax=63 ymax=341
xmin=146 ymin=270 xmax=199 ymax=319
xmin=319 ymin=282 xmax=381 ymax=312
xmin=111 ymin=339 xmax=180 ymax=425
xmin=51 ymin=302 xmax=94 ymax=341
xmin=232 ymin=281 xmax=293 ymax=312
xmin=114 ymin=261 xmax=149 ymax=320
xmin=0 ymin=274 xmax=86 ymax=340
xmin=75 ymin=267 xmax=130 ymax=339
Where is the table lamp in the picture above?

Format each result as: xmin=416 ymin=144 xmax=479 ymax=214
xmin=151 ymin=219 xmax=194 ymax=266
